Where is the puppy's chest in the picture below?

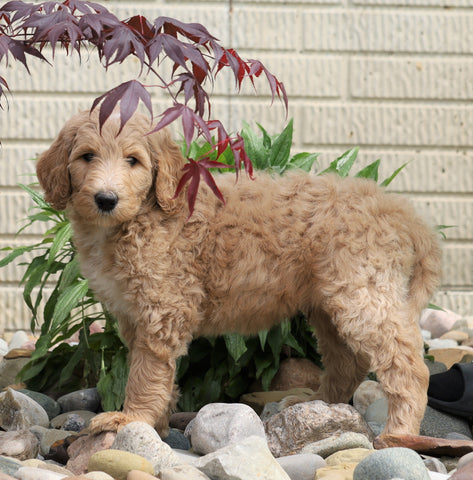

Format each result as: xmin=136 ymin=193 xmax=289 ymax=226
xmin=76 ymin=231 xmax=132 ymax=315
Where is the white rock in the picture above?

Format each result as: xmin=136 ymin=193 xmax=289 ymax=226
xmin=420 ymin=308 xmax=462 ymax=339
xmin=352 ymin=380 xmax=386 ymax=416
xmin=0 ymin=338 xmax=8 ymax=356
xmin=191 ymin=403 xmax=266 ymax=455
xmin=111 ymin=421 xmax=180 ymax=474
xmin=173 ymin=448 xmax=201 ymax=465
xmin=428 ymin=473 xmax=451 ymax=480
xmin=14 ymin=466 xmax=69 ymax=480
xmin=195 ymin=435 xmax=290 ymax=480
xmin=160 ymin=464 xmax=210 ymax=480
xmin=276 ymin=453 xmax=326 ymax=480
xmin=427 ymin=338 xmax=459 ymax=350
xmin=83 ymin=472 xmax=115 ymax=480
xmin=8 ymin=331 xmax=30 ymax=351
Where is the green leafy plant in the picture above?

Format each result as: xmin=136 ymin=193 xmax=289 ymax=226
xmin=1 ymin=121 xmax=409 ymax=412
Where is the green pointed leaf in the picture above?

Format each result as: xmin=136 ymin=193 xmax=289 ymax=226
xmin=321 ymin=147 xmax=359 ymax=177
xmin=258 ymin=330 xmax=268 ymax=350
xmin=51 ymin=280 xmax=89 ymax=333
xmin=47 ymin=222 xmax=73 ymax=266
xmin=0 ymin=245 xmax=35 ymax=268
xmin=380 ymin=163 xmax=409 ymax=187
xmin=256 ymin=122 xmax=272 ymax=150
xmin=58 ymin=256 xmax=81 ymax=291
xmin=267 ymin=119 xmax=293 ymax=167
xmin=241 ymin=121 xmax=267 ymax=169
xmin=223 ymin=333 xmax=248 ymax=362
xmin=355 ymin=159 xmax=380 ymax=181
xmin=287 ymin=152 xmax=320 ymax=172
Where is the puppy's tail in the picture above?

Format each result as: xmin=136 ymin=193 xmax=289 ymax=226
xmin=407 ymin=220 xmax=442 ymax=315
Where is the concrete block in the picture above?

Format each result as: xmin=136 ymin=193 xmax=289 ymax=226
xmin=303 ymin=10 xmax=473 ymax=54
xmin=232 ymin=7 xmax=300 ymax=50
xmin=293 ymin=103 xmax=473 ymax=148
xmin=350 ymin=57 xmax=473 ymax=100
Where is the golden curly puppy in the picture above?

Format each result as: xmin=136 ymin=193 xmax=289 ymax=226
xmin=36 ymin=110 xmax=441 ymax=436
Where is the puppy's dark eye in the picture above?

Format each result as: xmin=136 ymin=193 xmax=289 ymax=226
xmin=127 ymin=157 xmax=138 ymax=166
xmin=82 ymin=153 xmax=94 ymax=162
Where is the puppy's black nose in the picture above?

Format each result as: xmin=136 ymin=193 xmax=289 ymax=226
xmin=95 ymin=191 xmax=119 ymax=212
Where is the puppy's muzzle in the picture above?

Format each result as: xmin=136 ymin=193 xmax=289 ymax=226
xmin=95 ymin=191 xmax=119 ymax=212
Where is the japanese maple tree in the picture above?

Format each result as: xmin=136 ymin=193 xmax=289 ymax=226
xmin=0 ymin=0 xmax=287 ymax=213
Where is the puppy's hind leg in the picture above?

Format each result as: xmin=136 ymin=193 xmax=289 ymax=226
xmin=282 ymin=309 xmax=370 ymax=408
xmin=325 ymin=293 xmax=428 ymax=435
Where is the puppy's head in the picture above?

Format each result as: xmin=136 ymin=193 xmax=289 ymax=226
xmin=36 ymin=110 xmax=186 ymax=225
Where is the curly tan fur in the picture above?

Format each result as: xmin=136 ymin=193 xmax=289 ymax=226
xmin=37 ymin=110 xmax=442 ymax=436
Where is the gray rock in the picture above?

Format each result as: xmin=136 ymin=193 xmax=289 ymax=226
xmin=111 ymin=421 xmax=180 ymax=474
xmin=0 ymin=388 xmax=49 ymax=430
xmin=0 ymin=430 xmax=39 ymax=460
xmin=160 ymin=464 xmax=211 ymax=480
xmin=0 ymin=357 xmax=30 ymax=389
xmin=364 ymin=397 xmax=388 ymax=424
xmin=62 ymin=413 xmax=86 ymax=432
xmin=301 ymin=432 xmax=373 ymax=457
xmin=163 ymin=428 xmax=191 ymax=450
xmin=29 ymin=425 xmax=73 ymax=456
xmin=50 ymin=410 xmax=96 ymax=429
xmin=260 ymin=401 xmax=280 ymax=422
xmin=425 ymin=360 xmax=448 ymax=376
xmin=422 ymin=455 xmax=448 ymax=474
xmin=191 ymin=403 xmax=266 ymax=455
xmin=195 ymin=435 xmax=290 ymax=480
xmin=352 ymin=380 xmax=386 ymax=416
xmin=353 ymin=447 xmax=430 ymax=480
xmin=276 ymin=453 xmax=326 ymax=480
xmin=56 ymin=388 xmax=101 ymax=413
xmin=0 ymin=454 xmax=23 ymax=476
xmin=265 ymin=400 xmax=373 ymax=457
xmin=19 ymin=390 xmax=61 ymax=420
xmin=420 ymin=405 xmax=473 ymax=439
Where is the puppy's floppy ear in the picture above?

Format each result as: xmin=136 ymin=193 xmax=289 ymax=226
xmin=36 ymin=111 xmax=86 ymax=210
xmin=148 ymin=128 xmax=187 ymax=215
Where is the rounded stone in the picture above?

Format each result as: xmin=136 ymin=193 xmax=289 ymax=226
xmin=112 ymin=421 xmax=180 ymax=473
xmin=0 ymin=430 xmax=39 ymax=460
xmin=364 ymin=397 xmax=388 ymax=424
xmin=276 ymin=453 xmax=326 ymax=480
xmin=353 ymin=447 xmax=430 ymax=480
xmin=301 ymin=432 xmax=373 ymax=458
xmin=19 ymin=390 xmax=61 ymax=420
xmin=352 ymin=380 xmax=386 ymax=416
xmin=50 ymin=410 xmax=96 ymax=429
xmin=57 ymin=388 xmax=101 ymax=413
xmin=88 ymin=449 xmax=154 ymax=480
xmin=191 ymin=402 xmax=266 ymax=455
xmin=325 ymin=448 xmax=373 ymax=466
xmin=0 ymin=388 xmax=49 ymax=430
xmin=0 ymin=454 xmax=23 ymax=476
xmin=163 ymin=428 xmax=190 ymax=450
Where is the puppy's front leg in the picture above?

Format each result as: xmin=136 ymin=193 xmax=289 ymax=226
xmin=88 ymin=330 xmax=179 ymax=436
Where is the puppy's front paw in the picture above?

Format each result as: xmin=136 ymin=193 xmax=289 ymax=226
xmin=88 ymin=411 xmax=136 ymax=434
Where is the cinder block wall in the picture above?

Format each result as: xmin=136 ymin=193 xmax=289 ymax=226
xmin=1 ymin=0 xmax=472 ymax=334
